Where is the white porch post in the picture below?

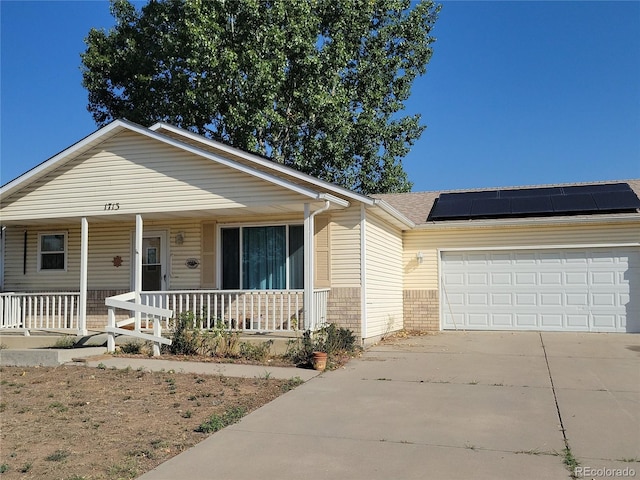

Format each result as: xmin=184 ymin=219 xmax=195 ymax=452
xmin=78 ymin=217 xmax=88 ymax=335
xmin=135 ymin=214 xmax=143 ymax=330
xmin=303 ymin=203 xmax=315 ymax=331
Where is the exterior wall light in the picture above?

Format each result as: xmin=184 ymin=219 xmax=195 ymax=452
xmin=176 ymin=232 xmax=185 ymax=245
xmin=416 ymin=251 xmax=424 ymax=264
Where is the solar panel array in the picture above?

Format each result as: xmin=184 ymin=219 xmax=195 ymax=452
xmin=427 ymin=183 xmax=640 ymax=221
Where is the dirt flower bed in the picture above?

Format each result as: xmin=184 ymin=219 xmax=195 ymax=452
xmin=0 ymin=365 xmax=301 ymax=480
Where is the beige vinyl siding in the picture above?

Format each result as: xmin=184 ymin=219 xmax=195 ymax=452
xmin=314 ymin=215 xmax=331 ymax=288
xmin=329 ymin=206 xmax=362 ymax=287
xmin=2 ymin=220 xmax=204 ymax=292
xmin=404 ymin=220 xmax=640 ymax=290
xmin=365 ymin=212 xmax=403 ymax=338
xmin=0 ymin=131 xmax=308 ymax=221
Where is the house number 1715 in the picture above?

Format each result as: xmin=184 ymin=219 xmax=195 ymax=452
xmin=104 ymin=203 xmax=120 ymax=211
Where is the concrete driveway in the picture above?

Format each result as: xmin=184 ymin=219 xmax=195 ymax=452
xmin=139 ymin=332 xmax=640 ymax=480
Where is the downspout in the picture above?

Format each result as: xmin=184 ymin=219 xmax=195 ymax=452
xmin=360 ymin=204 xmax=367 ymax=342
xmin=304 ymin=200 xmax=331 ymax=331
xmin=0 ymin=226 xmax=5 ymax=291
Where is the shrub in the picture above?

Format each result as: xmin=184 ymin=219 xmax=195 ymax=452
xmin=285 ymin=324 xmax=358 ymax=368
xmin=239 ymin=340 xmax=274 ymax=362
xmin=119 ymin=341 xmax=142 ymax=354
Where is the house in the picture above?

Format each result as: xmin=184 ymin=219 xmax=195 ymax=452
xmin=1 ymin=120 xmax=639 ymax=346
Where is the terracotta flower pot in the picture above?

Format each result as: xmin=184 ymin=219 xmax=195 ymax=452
xmin=312 ymin=351 xmax=328 ymax=371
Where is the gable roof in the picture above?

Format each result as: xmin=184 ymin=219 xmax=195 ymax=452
xmin=375 ymin=179 xmax=640 ymax=227
xmin=1 ymin=119 xmax=422 ymax=229
xmin=0 ymin=119 xmax=348 ymax=208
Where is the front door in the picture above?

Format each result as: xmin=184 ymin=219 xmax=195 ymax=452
xmin=132 ymin=232 xmax=168 ymax=291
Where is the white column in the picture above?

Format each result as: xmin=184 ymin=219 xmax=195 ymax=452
xmin=135 ymin=215 xmax=143 ymax=330
xmin=303 ymin=203 xmax=314 ymax=331
xmin=78 ymin=217 xmax=88 ymax=335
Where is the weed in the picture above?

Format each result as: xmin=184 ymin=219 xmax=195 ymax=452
xmin=97 ymin=363 xmax=106 ymax=370
xmin=281 ymin=377 xmax=304 ymax=392
xmin=468 ymin=380 xmax=479 ymax=385
xmin=182 ymin=410 xmax=193 ymax=418
xmin=150 ymin=439 xmax=169 ymax=450
xmin=120 ymin=341 xmax=142 ymax=354
xmin=196 ymin=406 xmax=247 ymax=433
xmin=128 ymin=448 xmax=155 ymax=459
xmin=48 ymin=401 xmax=68 ymax=413
xmin=20 ymin=462 xmax=32 ymax=473
xmin=0 ymin=402 xmax=6 ymax=412
xmin=107 ymin=458 xmax=139 ymax=478
xmin=239 ymin=340 xmax=274 ymax=362
xmin=563 ymin=447 xmax=579 ymax=472
xmin=0 ymin=464 xmax=8 ymax=473
xmin=465 ymin=443 xmax=477 ymax=451
xmin=53 ymin=336 xmax=76 ymax=349
xmin=619 ymin=457 xmax=640 ymax=463
xmin=46 ymin=449 xmax=70 ymax=462
xmin=65 ymin=476 xmax=89 ymax=480
xmin=376 ymin=378 xmax=391 ymax=381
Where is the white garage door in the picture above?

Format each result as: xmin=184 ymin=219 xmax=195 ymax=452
xmin=441 ymin=248 xmax=640 ymax=332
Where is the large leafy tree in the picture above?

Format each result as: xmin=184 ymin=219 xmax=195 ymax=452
xmin=81 ymin=0 xmax=440 ymax=193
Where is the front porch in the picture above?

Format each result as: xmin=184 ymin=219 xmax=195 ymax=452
xmin=0 ymin=288 xmax=329 ymax=335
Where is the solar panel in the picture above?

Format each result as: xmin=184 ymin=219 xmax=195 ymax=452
xmin=592 ymin=191 xmax=640 ymax=210
xmin=564 ymin=183 xmax=630 ymax=195
xmin=550 ymin=194 xmax=598 ymax=213
xmin=511 ymin=196 xmax=553 ymax=214
xmin=439 ymin=190 xmax=498 ymax=201
xmin=427 ymin=183 xmax=639 ymax=222
xmin=499 ymin=187 xmax=562 ymax=198
xmin=470 ymin=198 xmax=511 ymax=217
xmin=428 ymin=197 xmax=474 ymax=219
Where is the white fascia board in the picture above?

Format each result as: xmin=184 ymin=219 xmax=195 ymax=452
xmin=371 ymin=198 xmax=415 ymax=229
xmin=414 ymin=213 xmax=640 ymax=230
xmin=319 ymin=193 xmax=349 ymax=208
xmin=149 ymin=122 xmax=375 ymax=206
xmin=1 ymin=120 xmax=130 ymax=198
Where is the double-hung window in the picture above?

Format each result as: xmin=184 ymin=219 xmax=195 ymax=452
xmin=221 ymin=225 xmax=304 ymax=290
xmin=38 ymin=232 xmax=67 ymax=271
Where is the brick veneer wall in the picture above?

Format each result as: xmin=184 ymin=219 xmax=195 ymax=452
xmin=86 ymin=289 xmax=129 ymax=330
xmin=403 ymin=289 xmax=439 ymax=331
xmin=326 ymin=287 xmax=362 ymax=340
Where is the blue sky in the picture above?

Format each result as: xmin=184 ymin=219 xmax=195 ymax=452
xmin=1 ymin=1 xmax=639 ymax=192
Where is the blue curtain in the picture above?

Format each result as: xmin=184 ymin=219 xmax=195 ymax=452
xmin=243 ymin=226 xmax=286 ymax=289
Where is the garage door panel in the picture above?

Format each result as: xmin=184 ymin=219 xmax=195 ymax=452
xmin=566 ymin=314 xmax=589 ymax=328
xmin=441 ymin=247 xmax=638 ymax=333
xmin=540 ymin=314 xmax=563 ymax=327
xmin=515 ymin=313 xmax=537 ymax=327
xmin=540 ymin=293 xmax=562 ymax=306
xmin=515 ymin=272 xmax=537 ymax=285
xmin=540 ymin=272 xmax=562 ymax=285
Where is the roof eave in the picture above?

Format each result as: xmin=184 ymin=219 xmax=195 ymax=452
xmin=371 ymin=199 xmax=416 ymax=229
xmin=413 ymin=212 xmax=640 ymax=229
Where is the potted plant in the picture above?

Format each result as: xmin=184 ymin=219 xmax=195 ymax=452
xmin=311 ymin=327 xmax=328 ymax=371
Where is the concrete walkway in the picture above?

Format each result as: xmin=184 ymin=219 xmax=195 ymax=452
xmin=135 ymin=331 xmax=639 ymax=480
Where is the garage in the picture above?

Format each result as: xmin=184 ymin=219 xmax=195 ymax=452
xmin=441 ymin=247 xmax=640 ymax=332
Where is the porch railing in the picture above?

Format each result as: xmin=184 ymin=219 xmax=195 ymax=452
xmin=140 ymin=290 xmax=308 ymax=332
xmin=0 ymin=292 xmax=80 ymax=332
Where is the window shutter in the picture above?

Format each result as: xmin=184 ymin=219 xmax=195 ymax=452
xmin=314 ymin=215 xmax=331 ymax=288
xmin=201 ymin=222 xmax=216 ymax=288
